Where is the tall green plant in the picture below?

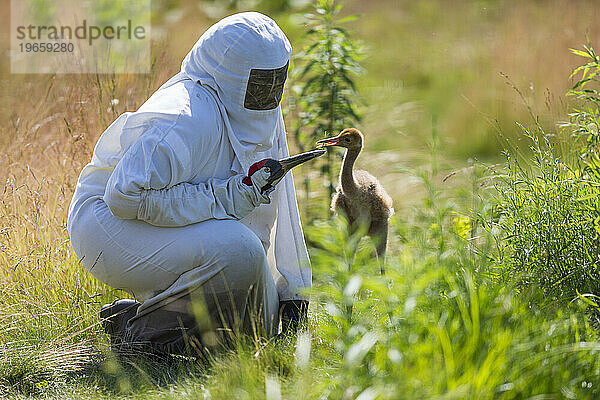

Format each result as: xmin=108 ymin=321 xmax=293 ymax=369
xmin=490 ymin=43 xmax=600 ymax=311
xmin=568 ymin=43 xmax=600 ymax=161
xmin=290 ymin=0 xmax=363 ymax=212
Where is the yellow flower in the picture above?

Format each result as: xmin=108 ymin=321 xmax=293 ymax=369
xmin=452 ymin=212 xmax=471 ymax=240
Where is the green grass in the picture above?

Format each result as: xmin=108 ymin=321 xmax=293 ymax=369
xmin=3 ymin=1 xmax=600 ymax=398
xmin=480 ymin=45 xmax=600 ymax=335
xmin=5 ymin=157 xmax=600 ymax=399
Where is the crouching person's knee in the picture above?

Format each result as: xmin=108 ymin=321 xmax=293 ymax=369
xmin=220 ymin=225 xmax=267 ymax=278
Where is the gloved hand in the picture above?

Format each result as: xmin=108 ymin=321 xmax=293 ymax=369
xmin=243 ymin=167 xmax=273 ymax=203
xmin=243 ymin=159 xmax=286 ymax=195
xmin=217 ymin=169 xmax=272 ymax=221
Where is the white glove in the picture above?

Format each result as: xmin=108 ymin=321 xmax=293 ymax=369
xmin=244 ymin=168 xmax=273 ymax=205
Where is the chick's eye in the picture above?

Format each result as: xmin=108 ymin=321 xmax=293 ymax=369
xmin=344 ymin=137 xmax=351 ymax=142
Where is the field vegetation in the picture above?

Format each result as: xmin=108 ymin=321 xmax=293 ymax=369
xmin=2 ymin=0 xmax=600 ymax=398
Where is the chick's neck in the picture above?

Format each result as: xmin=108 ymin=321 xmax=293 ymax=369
xmin=340 ymin=146 xmax=360 ymax=194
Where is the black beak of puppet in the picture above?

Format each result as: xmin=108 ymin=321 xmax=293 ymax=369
xmin=279 ymin=148 xmax=326 ymax=172
xmin=244 ymin=149 xmax=326 ymax=193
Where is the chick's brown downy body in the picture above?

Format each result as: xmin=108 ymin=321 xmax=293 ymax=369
xmin=318 ymin=128 xmax=394 ymax=261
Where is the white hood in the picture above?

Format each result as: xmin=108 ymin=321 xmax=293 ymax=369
xmin=167 ymin=12 xmax=292 ymax=172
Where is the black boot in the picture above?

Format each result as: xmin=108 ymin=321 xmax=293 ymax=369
xmin=100 ymin=299 xmax=141 ymax=347
xmin=279 ymin=300 xmax=308 ymax=335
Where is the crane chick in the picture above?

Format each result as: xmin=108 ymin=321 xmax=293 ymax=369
xmin=317 ymin=128 xmax=393 ymax=271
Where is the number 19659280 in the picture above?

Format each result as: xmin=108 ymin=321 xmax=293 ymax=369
xmin=19 ymin=42 xmax=74 ymax=52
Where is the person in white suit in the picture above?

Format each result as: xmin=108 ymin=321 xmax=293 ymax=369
xmin=67 ymin=12 xmax=310 ymax=355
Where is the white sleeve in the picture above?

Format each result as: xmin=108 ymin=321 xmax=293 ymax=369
xmin=103 ymin=128 xmax=267 ymax=227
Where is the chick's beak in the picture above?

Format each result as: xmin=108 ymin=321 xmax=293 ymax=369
xmin=316 ymin=135 xmax=341 ymax=147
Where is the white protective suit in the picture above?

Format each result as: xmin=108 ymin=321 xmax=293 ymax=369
xmin=67 ymin=12 xmax=310 ymax=343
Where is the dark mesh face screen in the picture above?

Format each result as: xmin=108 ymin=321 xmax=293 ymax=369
xmin=244 ymin=62 xmax=288 ymax=110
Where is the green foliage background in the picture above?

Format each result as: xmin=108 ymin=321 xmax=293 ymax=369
xmin=2 ymin=0 xmax=600 ymax=399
